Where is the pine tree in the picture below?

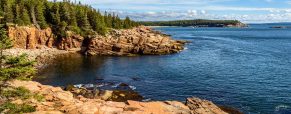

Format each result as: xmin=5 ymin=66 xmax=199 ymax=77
xmin=35 ymin=0 xmax=48 ymax=29
xmin=105 ymin=12 xmax=113 ymax=28
xmin=2 ymin=0 xmax=14 ymax=23
xmin=21 ymin=8 xmax=31 ymax=25
xmin=0 ymin=0 xmax=138 ymax=37
xmin=76 ymin=7 xmax=90 ymax=31
xmin=13 ymin=4 xmax=23 ymax=25
xmin=124 ymin=16 xmax=132 ymax=29
xmin=87 ymin=9 xmax=107 ymax=35
xmin=0 ymin=54 xmax=36 ymax=81
xmin=59 ymin=2 xmax=70 ymax=23
xmin=0 ymin=0 xmax=3 ymax=18
xmin=50 ymin=3 xmax=60 ymax=26
xmin=113 ymin=15 xmax=122 ymax=29
xmin=68 ymin=5 xmax=77 ymax=27
xmin=0 ymin=25 xmax=12 ymax=68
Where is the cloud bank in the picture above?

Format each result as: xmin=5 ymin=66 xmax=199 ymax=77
xmin=52 ymin=0 xmax=291 ymax=23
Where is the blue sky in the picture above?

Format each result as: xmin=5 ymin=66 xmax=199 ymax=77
xmin=68 ymin=0 xmax=291 ymax=23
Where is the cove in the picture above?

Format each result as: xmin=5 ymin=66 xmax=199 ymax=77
xmin=35 ymin=23 xmax=291 ymax=114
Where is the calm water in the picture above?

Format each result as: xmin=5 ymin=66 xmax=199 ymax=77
xmin=36 ymin=23 xmax=291 ymax=114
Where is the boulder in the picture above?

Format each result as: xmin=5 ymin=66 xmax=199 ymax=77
xmin=186 ymin=97 xmax=228 ymax=114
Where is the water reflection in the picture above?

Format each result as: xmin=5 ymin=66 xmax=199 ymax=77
xmin=35 ymin=54 xmax=108 ymax=85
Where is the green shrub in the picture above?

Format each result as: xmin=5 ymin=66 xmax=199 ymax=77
xmin=0 ymin=86 xmax=44 ymax=100
xmin=33 ymin=93 xmax=45 ymax=102
xmin=0 ymin=87 xmax=31 ymax=100
xmin=0 ymin=54 xmax=36 ymax=81
xmin=0 ymin=102 xmax=36 ymax=114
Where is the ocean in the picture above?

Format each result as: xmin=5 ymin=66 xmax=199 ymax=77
xmin=36 ymin=23 xmax=291 ymax=114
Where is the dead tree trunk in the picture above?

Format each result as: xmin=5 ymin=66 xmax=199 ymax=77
xmin=30 ymin=7 xmax=40 ymax=30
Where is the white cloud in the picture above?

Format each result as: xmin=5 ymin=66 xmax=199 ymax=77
xmin=107 ymin=9 xmax=291 ymax=23
xmin=73 ymin=0 xmax=235 ymax=5
xmin=49 ymin=0 xmax=291 ymax=23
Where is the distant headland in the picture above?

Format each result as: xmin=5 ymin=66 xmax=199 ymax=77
xmin=140 ymin=19 xmax=247 ymax=28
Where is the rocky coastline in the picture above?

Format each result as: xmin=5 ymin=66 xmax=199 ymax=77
xmin=7 ymin=25 xmax=186 ymax=56
xmin=2 ymin=80 xmax=232 ymax=114
xmin=4 ymin=25 xmax=187 ymax=68
xmin=1 ymin=25 xmax=241 ymax=114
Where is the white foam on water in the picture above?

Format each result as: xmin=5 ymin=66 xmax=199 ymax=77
xmin=275 ymin=104 xmax=291 ymax=112
xmin=112 ymin=82 xmax=122 ymax=88
xmin=129 ymin=86 xmax=136 ymax=90
xmin=142 ymin=98 xmax=151 ymax=102
xmin=74 ymin=84 xmax=83 ymax=88
xmin=84 ymin=84 xmax=94 ymax=88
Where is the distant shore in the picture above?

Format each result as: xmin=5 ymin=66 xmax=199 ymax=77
xmin=139 ymin=19 xmax=248 ymax=28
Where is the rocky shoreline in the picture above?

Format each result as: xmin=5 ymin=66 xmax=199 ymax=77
xmin=85 ymin=27 xmax=186 ymax=56
xmin=3 ymin=80 xmax=231 ymax=114
xmin=7 ymin=25 xmax=186 ymax=57
xmin=5 ymin=25 xmax=187 ymax=68
xmin=2 ymin=26 xmax=242 ymax=114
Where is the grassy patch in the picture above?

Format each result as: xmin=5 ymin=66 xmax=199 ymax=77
xmin=0 ymin=102 xmax=35 ymax=114
xmin=0 ymin=87 xmax=32 ymax=100
xmin=0 ymin=86 xmax=44 ymax=113
xmin=0 ymin=86 xmax=44 ymax=101
xmin=33 ymin=93 xmax=45 ymax=102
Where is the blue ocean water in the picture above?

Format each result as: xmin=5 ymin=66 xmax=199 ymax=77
xmin=36 ymin=23 xmax=291 ymax=114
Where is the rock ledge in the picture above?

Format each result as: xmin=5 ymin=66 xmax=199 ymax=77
xmin=3 ymin=80 xmax=230 ymax=114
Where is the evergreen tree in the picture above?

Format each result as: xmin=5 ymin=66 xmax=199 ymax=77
xmin=76 ymin=7 xmax=90 ymax=31
xmin=21 ymin=8 xmax=31 ymax=25
xmin=0 ymin=54 xmax=36 ymax=81
xmin=87 ymin=9 xmax=107 ymax=35
xmin=68 ymin=5 xmax=77 ymax=27
xmin=105 ymin=12 xmax=113 ymax=28
xmin=2 ymin=0 xmax=14 ymax=23
xmin=59 ymin=2 xmax=70 ymax=23
xmin=50 ymin=3 xmax=60 ymax=26
xmin=0 ymin=0 xmax=3 ymax=18
xmin=35 ymin=0 xmax=48 ymax=29
xmin=0 ymin=25 xmax=12 ymax=68
xmin=13 ymin=4 xmax=23 ymax=25
xmin=112 ymin=15 xmax=122 ymax=29
xmin=0 ymin=0 xmax=139 ymax=37
xmin=124 ymin=16 xmax=132 ymax=29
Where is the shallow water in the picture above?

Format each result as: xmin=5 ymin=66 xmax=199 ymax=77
xmin=35 ymin=23 xmax=291 ymax=114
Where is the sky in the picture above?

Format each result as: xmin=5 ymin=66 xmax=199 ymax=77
xmin=68 ymin=0 xmax=291 ymax=23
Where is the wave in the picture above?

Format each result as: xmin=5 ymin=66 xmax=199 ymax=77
xmin=74 ymin=82 xmax=137 ymax=91
xmin=274 ymin=104 xmax=291 ymax=113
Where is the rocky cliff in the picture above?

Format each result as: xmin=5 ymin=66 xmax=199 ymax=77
xmin=56 ymin=31 xmax=84 ymax=50
xmin=8 ymin=26 xmax=55 ymax=49
xmin=7 ymin=26 xmax=85 ymax=50
xmin=86 ymin=26 xmax=186 ymax=56
xmin=3 ymin=80 xmax=230 ymax=114
xmin=7 ymin=26 xmax=186 ymax=56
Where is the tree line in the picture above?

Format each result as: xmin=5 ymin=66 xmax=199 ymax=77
xmin=140 ymin=19 xmax=242 ymax=27
xmin=0 ymin=0 xmax=139 ymax=37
